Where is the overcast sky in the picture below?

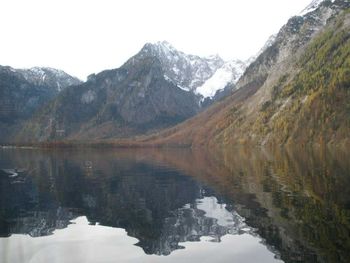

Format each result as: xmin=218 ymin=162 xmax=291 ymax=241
xmin=0 ymin=0 xmax=312 ymax=80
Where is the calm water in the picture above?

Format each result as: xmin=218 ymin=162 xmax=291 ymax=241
xmin=0 ymin=147 xmax=349 ymax=263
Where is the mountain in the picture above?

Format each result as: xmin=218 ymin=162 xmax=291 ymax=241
xmin=17 ymin=67 xmax=81 ymax=92
xmin=138 ymin=0 xmax=350 ymax=147
xmin=0 ymin=66 xmax=81 ymax=143
xmin=200 ymin=35 xmax=276 ymax=108
xmin=141 ymin=41 xmax=247 ymax=99
xmin=16 ymin=47 xmax=200 ymax=142
xmin=16 ymin=42 xmax=246 ymax=142
xmin=12 ymin=0 xmax=348 ymax=146
xmin=142 ymin=41 xmax=224 ymax=93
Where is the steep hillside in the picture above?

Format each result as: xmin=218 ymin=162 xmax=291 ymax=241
xmin=0 ymin=66 xmax=80 ymax=143
xmin=248 ymin=8 xmax=350 ymax=145
xmin=139 ymin=0 xmax=350 ymax=147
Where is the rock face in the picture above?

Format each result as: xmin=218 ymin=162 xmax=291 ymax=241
xmin=142 ymin=41 xmax=224 ymax=93
xmin=0 ymin=66 xmax=81 ymax=143
xmin=143 ymin=0 xmax=350 ymax=147
xmin=16 ymin=42 xmax=247 ymax=142
xmin=139 ymin=41 xmax=247 ymax=100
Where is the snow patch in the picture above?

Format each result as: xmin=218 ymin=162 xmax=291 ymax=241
xmin=196 ymin=60 xmax=246 ymax=98
xmin=177 ymin=85 xmax=190 ymax=92
xmin=164 ymin=74 xmax=190 ymax=91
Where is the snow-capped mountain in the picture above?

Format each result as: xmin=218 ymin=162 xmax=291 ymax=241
xmin=140 ymin=41 xmax=224 ymax=92
xmin=16 ymin=41 xmax=248 ymax=142
xmin=13 ymin=41 xmax=250 ymax=142
xmin=18 ymin=43 xmax=203 ymax=142
xmin=140 ymin=0 xmax=350 ymax=148
xmin=139 ymin=41 xmax=247 ymax=99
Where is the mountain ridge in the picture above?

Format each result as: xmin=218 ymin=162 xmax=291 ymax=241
xmin=13 ymin=41 xmax=246 ymax=143
xmin=132 ymin=40 xmax=247 ymax=98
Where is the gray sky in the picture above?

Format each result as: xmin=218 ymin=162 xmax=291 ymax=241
xmin=0 ymin=0 xmax=312 ymax=80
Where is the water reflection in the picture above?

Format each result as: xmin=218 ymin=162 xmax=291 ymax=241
xmin=0 ymin=146 xmax=349 ymax=262
xmin=0 ymin=149 xmax=265 ymax=261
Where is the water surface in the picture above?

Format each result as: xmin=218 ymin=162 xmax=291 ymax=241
xmin=0 ymin=147 xmax=349 ymax=262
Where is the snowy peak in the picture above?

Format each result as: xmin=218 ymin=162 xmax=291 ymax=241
xmin=17 ymin=67 xmax=81 ymax=92
xmin=142 ymin=41 xmax=179 ymax=58
xmin=137 ymin=41 xmax=225 ymax=93
xmin=135 ymin=41 xmax=249 ymax=99
xmin=153 ymin=40 xmax=179 ymax=55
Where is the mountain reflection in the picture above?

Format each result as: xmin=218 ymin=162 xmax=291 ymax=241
xmin=0 ymin=149 xmax=253 ymax=256
xmin=0 ymin=146 xmax=349 ymax=262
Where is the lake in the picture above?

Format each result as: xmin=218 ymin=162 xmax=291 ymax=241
xmin=0 ymin=146 xmax=349 ymax=262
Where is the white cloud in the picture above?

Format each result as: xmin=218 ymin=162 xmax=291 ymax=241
xmin=0 ymin=0 xmax=312 ymax=79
